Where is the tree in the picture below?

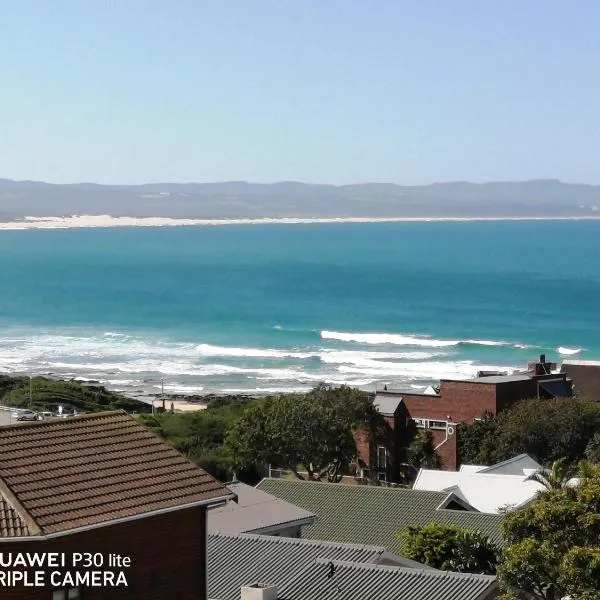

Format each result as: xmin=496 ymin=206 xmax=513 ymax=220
xmin=225 ymin=385 xmax=376 ymax=481
xmin=399 ymin=522 xmax=499 ymax=574
xmin=408 ymin=430 xmax=442 ymax=469
xmin=458 ymin=410 xmax=498 ymax=464
xmin=585 ymin=432 xmax=600 ymax=464
xmin=498 ymin=461 xmax=600 ymax=600
xmin=525 ymin=457 xmax=575 ymax=491
xmin=458 ymin=398 xmax=600 ymax=466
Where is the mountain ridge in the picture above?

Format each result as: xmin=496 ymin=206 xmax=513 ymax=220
xmin=1 ymin=178 xmax=599 ymax=219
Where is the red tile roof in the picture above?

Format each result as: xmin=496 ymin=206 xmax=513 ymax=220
xmin=0 ymin=411 xmax=231 ymax=538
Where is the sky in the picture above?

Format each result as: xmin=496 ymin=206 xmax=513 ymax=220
xmin=1 ymin=1 xmax=599 ymax=185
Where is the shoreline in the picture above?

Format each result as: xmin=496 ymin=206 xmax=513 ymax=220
xmin=1 ymin=214 xmax=600 ymax=230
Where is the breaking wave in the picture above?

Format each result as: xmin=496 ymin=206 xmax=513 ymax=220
xmin=557 ymin=346 xmax=582 ymax=356
xmin=321 ymin=330 xmax=511 ymax=348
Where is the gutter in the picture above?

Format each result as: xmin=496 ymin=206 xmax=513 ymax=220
xmin=0 ymin=492 xmax=236 ymax=543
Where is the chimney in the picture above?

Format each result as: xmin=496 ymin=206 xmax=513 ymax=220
xmin=241 ymin=583 xmax=278 ymax=600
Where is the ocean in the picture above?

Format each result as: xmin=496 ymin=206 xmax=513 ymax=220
xmin=1 ymin=220 xmax=599 ymax=400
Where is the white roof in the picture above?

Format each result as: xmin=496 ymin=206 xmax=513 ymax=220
xmin=413 ymin=455 xmax=545 ymax=513
xmin=458 ymin=464 xmax=486 ymax=474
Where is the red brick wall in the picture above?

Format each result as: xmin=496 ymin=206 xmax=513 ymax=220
xmin=0 ymin=506 xmax=207 ymax=600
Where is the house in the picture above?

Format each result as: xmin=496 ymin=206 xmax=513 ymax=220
xmin=413 ymin=454 xmax=545 ymax=513
xmin=256 ymin=478 xmax=505 ymax=552
xmin=0 ymin=411 xmax=232 ymax=600
xmin=358 ymin=354 xmax=573 ymax=475
xmin=208 ymin=481 xmax=315 ymax=537
xmin=560 ymin=360 xmax=600 ymax=400
xmin=208 ymin=532 xmax=499 ymax=600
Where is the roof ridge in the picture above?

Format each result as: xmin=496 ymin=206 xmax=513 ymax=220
xmin=0 ymin=478 xmax=41 ymax=535
xmin=260 ymin=477 xmax=449 ymax=497
xmin=313 ymin=557 xmax=497 ymax=580
xmin=0 ymin=410 xmax=129 ymax=432
xmin=210 ymin=531 xmax=386 ymax=552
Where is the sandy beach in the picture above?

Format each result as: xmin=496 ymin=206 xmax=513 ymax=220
xmin=1 ymin=214 xmax=600 ymax=230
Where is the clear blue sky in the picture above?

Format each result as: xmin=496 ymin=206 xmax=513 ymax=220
xmin=1 ymin=1 xmax=599 ymax=185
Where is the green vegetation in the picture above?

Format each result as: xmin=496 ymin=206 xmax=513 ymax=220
xmin=458 ymin=398 xmax=600 ymax=466
xmin=225 ymin=384 xmax=378 ymax=481
xmin=0 ymin=375 xmax=150 ymax=414
xmin=399 ymin=522 xmax=499 ymax=575
xmin=399 ymin=461 xmax=600 ymax=599
xmin=407 ymin=429 xmax=442 ymax=469
xmin=499 ymin=461 xmax=600 ymax=600
xmin=138 ymin=396 xmax=264 ymax=483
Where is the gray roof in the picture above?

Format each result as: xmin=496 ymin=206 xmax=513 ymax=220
xmin=560 ymin=361 xmax=600 ymax=399
xmin=281 ymin=558 xmax=498 ymax=600
xmin=468 ymin=374 xmax=531 ymax=384
xmin=257 ymin=479 xmax=505 ymax=550
xmin=207 ymin=532 xmax=432 ymax=600
xmin=208 ymin=481 xmax=315 ymax=535
xmin=374 ymin=394 xmax=403 ymax=415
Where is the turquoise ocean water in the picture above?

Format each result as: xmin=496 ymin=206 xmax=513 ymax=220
xmin=0 ymin=221 xmax=599 ymax=398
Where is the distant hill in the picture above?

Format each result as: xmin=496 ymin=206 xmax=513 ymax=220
xmin=0 ymin=178 xmax=599 ymax=219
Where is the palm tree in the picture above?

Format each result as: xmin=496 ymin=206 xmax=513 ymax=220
xmin=526 ymin=457 xmax=574 ymax=490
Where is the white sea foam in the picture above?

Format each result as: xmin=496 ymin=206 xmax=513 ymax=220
xmin=321 ymin=330 xmax=460 ymax=347
xmin=320 ymin=330 xmax=520 ymax=349
xmin=195 ymin=343 xmax=313 ymax=359
xmin=320 ymin=350 xmax=438 ymax=363
xmin=221 ymin=386 xmax=312 ymax=394
xmin=557 ymin=346 xmax=582 ymax=356
xmin=337 ymin=360 xmax=512 ymax=381
xmin=162 ymin=384 xmax=205 ymax=394
xmin=3 ymin=214 xmax=600 ymax=231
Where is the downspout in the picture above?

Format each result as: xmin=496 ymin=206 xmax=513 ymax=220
xmin=434 ymin=423 xmax=456 ymax=451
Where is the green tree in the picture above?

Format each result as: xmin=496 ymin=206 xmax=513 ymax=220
xmin=525 ymin=457 xmax=575 ymax=491
xmin=408 ymin=430 xmax=442 ymax=468
xmin=457 ymin=410 xmax=498 ymax=464
xmin=498 ymin=461 xmax=600 ymax=600
xmin=399 ymin=522 xmax=499 ymax=574
xmin=458 ymin=398 xmax=600 ymax=466
xmin=585 ymin=432 xmax=600 ymax=464
xmin=226 ymin=385 xmax=376 ymax=481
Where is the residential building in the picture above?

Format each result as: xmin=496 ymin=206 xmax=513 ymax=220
xmin=358 ymin=354 xmax=572 ymax=474
xmin=0 ymin=411 xmax=232 ymax=600
xmin=560 ymin=359 xmax=600 ymax=400
xmin=256 ymin=478 xmax=505 ymax=552
xmin=413 ymin=454 xmax=546 ymax=513
xmin=208 ymin=481 xmax=315 ymax=537
xmin=208 ymin=532 xmax=499 ymax=600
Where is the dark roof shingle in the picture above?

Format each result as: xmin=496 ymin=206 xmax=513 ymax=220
xmin=0 ymin=411 xmax=230 ymax=537
xmin=208 ymin=533 xmax=497 ymax=600
xmin=281 ymin=558 xmax=498 ymax=600
xmin=256 ymin=478 xmax=505 ymax=551
xmin=208 ymin=532 xmax=431 ymax=600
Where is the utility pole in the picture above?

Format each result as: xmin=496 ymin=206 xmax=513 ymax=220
xmin=29 ymin=376 xmax=33 ymax=409
xmin=161 ymin=378 xmax=165 ymax=411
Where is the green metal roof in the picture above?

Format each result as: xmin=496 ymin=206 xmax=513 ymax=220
xmin=257 ymin=479 xmax=505 ymax=553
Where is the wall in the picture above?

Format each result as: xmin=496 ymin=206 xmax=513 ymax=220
xmin=0 ymin=506 xmax=207 ymax=600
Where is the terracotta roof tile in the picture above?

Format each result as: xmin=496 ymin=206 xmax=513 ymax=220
xmin=0 ymin=411 xmax=230 ymax=537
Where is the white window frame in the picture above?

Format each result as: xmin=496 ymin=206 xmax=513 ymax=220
xmin=377 ymin=445 xmax=387 ymax=469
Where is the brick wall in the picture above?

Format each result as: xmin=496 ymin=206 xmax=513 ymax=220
xmin=0 ymin=506 xmax=207 ymax=600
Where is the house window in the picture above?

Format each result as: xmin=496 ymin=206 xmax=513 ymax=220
xmin=428 ymin=420 xmax=447 ymax=430
xmin=377 ymin=446 xmax=387 ymax=469
xmin=378 ymin=471 xmax=387 ymax=482
xmin=52 ymin=588 xmax=81 ymax=600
